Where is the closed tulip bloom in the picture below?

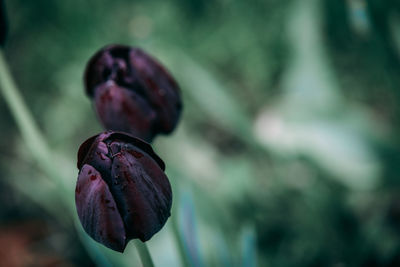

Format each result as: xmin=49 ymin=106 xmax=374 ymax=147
xmin=84 ymin=45 xmax=182 ymax=142
xmin=75 ymin=131 xmax=172 ymax=252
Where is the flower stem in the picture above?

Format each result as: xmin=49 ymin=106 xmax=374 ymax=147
xmin=0 ymin=50 xmax=51 ymax=164
xmin=0 ymin=49 xmax=71 ymax=210
xmin=134 ymin=240 xmax=155 ymax=267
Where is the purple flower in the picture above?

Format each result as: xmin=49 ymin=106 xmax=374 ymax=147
xmin=75 ymin=131 xmax=172 ymax=252
xmin=84 ymin=45 xmax=182 ymax=142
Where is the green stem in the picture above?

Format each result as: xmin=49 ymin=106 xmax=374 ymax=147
xmin=0 ymin=49 xmax=72 ymax=211
xmin=0 ymin=51 xmax=51 ymax=166
xmin=172 ymin=215 xmax=191 ymax=267
xmin=170 ymin=189 xmax=191 ymax=267
xmin=134 ymin=240 xmax=155 ymax=267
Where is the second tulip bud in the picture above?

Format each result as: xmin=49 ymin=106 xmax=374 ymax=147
xmin=84 ymin=45 xmax=182 ymax=142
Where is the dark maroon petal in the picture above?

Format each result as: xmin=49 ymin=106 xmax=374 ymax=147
xmin=77 ymin=134 xmax=99 ymax=169
xmin=75 ymin=164 xmax=126 ymax=252
xmin=129 ymin=49 xmax=182 ymax=134
xmin=84 ymin=45 xmax=131 ymax=97
xmin=105 ymin=131 xmax=165 ymax=170
xmin=77 ymin=136 xmax=112 ymax=181
xmin=78 ymin=131 xmax=165 ymax=170
xmin=94 ymin=82 xmax=156 ymax=142
xmin=110 ymin=149 xmax=172 ymax=241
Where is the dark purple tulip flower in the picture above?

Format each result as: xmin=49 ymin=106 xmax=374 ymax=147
xmin=84 ymin=45 xmax=182 ymax=142
xmin=75 ymin=131 xmax=172 ymax=252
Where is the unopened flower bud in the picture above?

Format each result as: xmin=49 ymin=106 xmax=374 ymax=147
xmin=75 ymin=131 xmax=172 ymax=252
xmin=84 ymin=45 xmax=182 ymax=142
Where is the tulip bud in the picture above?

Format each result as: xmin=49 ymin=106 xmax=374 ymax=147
xmin=75 ymin=131 xmax=172 ymax=252
xmin=84 ymin=45 xmax=182 ymax=142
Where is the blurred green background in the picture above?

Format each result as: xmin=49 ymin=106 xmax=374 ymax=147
xmin=1 ymin=0 xmax=400 ymax=266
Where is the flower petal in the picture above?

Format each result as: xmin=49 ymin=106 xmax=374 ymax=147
xmin=75 ymin=164 xmax=127 ymax=252
xmin=94 ymin=82 xmax=156 ymax=142
xmin=110 ymin=149 xmax=172 ymax=241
